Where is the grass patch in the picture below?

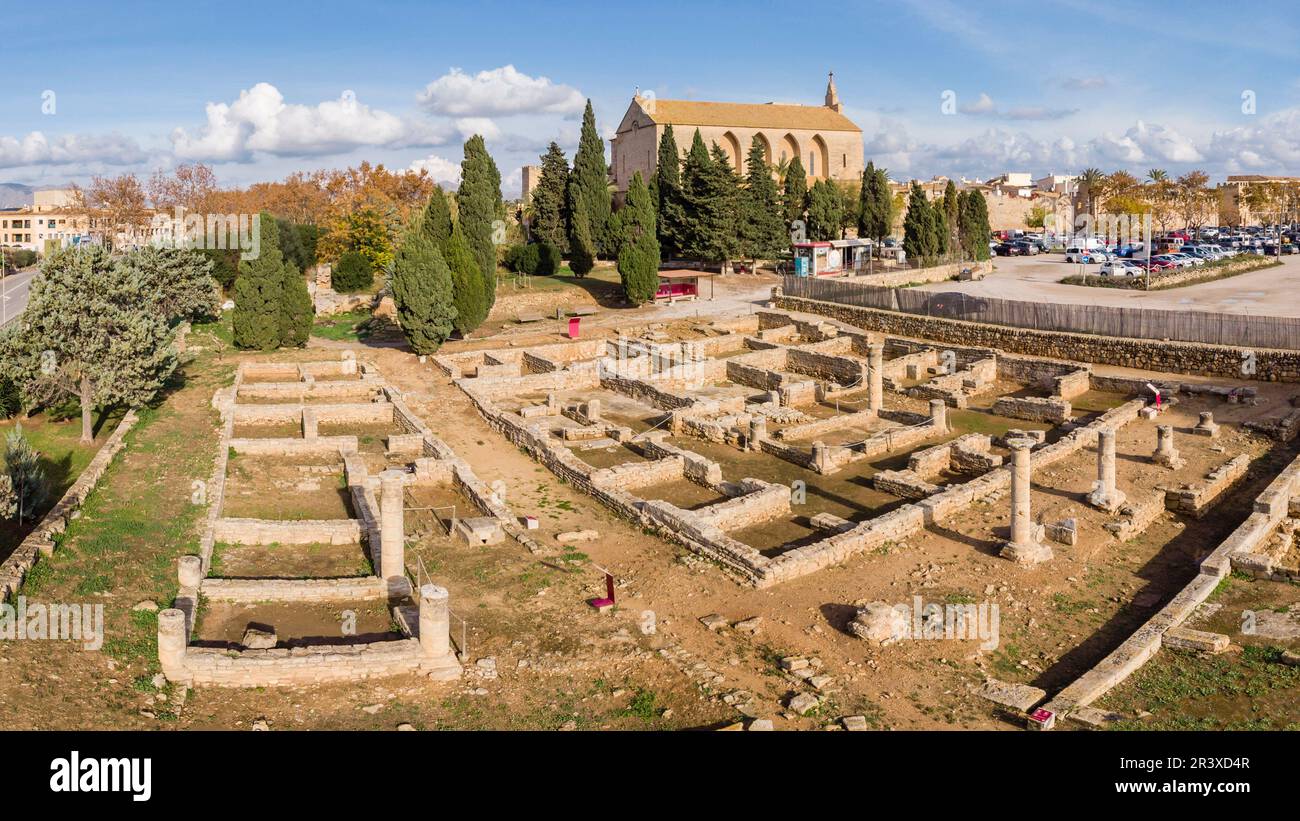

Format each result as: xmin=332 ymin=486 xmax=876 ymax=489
xmin=312 ymin=309 xmax=372 ymax=342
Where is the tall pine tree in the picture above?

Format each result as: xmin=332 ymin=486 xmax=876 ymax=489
xmin=617 ymin=172 xmax=661 ymax=304
xmin=738 ymin=136 xmax=787 ymax=263
xmin=570 ymin=99 xmax=613 ymax=256
xmin=531 ymin=142 xmax=570 ymax=251
xmin=457 ymin=135 xmax=502 ymax=313
xmin=858 ymin=162 xmax=892 ymax=245
xmin=650 ymin=125 xmax=685 ymax=259
xmin=392 ymin=220 xmax=457 ymax=354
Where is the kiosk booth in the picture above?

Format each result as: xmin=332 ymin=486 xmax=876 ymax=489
xmin=653 ymin=269 xmax=716 ymax=303
xmin=792 ymin=239 xmax=873 ymax=276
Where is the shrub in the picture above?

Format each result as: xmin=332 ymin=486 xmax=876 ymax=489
xmin=535 ymin=243 xmax=561 ymax=276
xmin=0 ymin=376 xmax=21 ymax=419
xmin=331 ymin=250 xmax=374 ymax=293
xmin=504 ymin=244 xmax=541 ymax=275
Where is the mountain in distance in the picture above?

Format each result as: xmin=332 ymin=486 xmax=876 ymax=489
xmin=0 ymin=183 xmax=35 ymax=209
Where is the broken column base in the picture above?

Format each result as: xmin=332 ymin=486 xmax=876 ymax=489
xmin=1000 ymin=535 xmax=1053 ymax=565
xmin=1087 ymin=486 xmax=1127 ymax=514
xmin=1153 ymin=452 xmax=1186 ymax=470
xmin=421 ymin=654 xmax=464 ymax=682
xmin=848 ymin=602 xmax=907 ymax=645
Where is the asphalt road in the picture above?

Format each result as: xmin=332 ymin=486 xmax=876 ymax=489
xmin=0 ymin=267 xmax=36 ymax=327
xmin=914 ymin=253 xmax=1300 ymax=317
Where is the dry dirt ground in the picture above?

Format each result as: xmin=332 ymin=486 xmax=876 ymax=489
xmin=2 ymin=284 xmax=1297 ymax=731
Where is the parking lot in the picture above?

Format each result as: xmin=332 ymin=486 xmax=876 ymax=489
xmin=914 ymin=253 xmax=1300 ymax=317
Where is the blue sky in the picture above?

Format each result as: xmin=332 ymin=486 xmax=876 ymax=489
xmin=4 ymin=0 xmax=1299 ymax=194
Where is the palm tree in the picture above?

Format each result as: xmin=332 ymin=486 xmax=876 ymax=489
xmin=1146 ymin=168 xmax=1168 ymax=183
xmin=1079 ymin=167 xmax=1105 ymax=222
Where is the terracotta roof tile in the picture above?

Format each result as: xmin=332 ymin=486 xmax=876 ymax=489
xmin=644 ymin=99 xmax=860 ymax=133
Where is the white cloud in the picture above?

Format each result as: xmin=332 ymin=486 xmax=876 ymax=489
xmin=407 ymin=154 xmax=461 ymax=187
xmin=0 ymin=131 xmax=147 ymax=169
xmin=454 ymin=117 xmax=500 ymax=141
xmin=170 ymin=83 xmax=450 ymax=162
xmin=417 ymin=65 xmax=585 ymax=117
xmin=1207 ymin=108 xmax=1300 ymax=172
xmin=1090 ymin=120 xmax=1203 ymax=164
xmin=1060 ymin=75 xmax=1109 ymax=91
xmin=959 ymin=92 xmax=1076 ymax=121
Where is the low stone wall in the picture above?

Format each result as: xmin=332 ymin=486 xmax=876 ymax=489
xmin=228 ymin=436 xmax=357 ymax=457
xmin=200 ymin=576 xmax=386 ymax=602
xmin=176 ymin=639 xmax=424 ymax=687
xmin=776 ymin=407 xmax=876 ymax=442
xmin=1164 ymin=455 xmax=1251 ymax=518
xmin=213 ymin=517 xmax=362 ymax=545
xmin=776 ymin=294 xmax=1300 ymax=383
xmin=694 ymin=480 xmax=790 ymax=532
xmin=839 ymin=259 xmax=992 ymax=288
xmin=237 ymin=381 xmax=380 ymax=401
xmin=992 ymin=396 xmax=1072 ymax=424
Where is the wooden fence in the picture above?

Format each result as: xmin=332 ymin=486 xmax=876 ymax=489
xmin=780 ymin=275 xmax=1300 ymax=351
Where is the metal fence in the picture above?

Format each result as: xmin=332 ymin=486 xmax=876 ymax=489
xmin=780 ymin=275 xmax=1300 ymax=351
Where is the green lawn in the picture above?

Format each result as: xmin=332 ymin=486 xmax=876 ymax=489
xmin=0 ymin=406 xmax=128 ymax=563
xmin=311 ymin=309 xmax=372 ymax=342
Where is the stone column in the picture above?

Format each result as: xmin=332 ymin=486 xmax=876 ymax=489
xmin=929 ymin=399 xmax=948 ymax=432
xmin=1000 ymin=438 xmax=1052 ymax=565
xmin=418 ymin=584 xmax=450 ymax=659
xmin=749 ymin=416 xmax=768 ymax=451
xmin=1153 ymin=424 xmax=1185 ymax=469
xmin=379 ymin=469 xmax=407 ymax=594
xmin=177 ymin=555 xmax=203 ymax=589
xmin=868 ymin=343 xmax=884 ymax=413
xmin=1193 ymin=411 xmax=1220 ymax=438
xmin=418 ymin=583 xmax=462 ymax=680
xmin=157 ymin=608 xmax=189 ymax=684
xmin=302 ymin=407 xmax=318 ymax=439
xmin=1087 ymin=428 xmax=1126 ymax=512
xmin=812 ymin=441 xmax=830 ymax=473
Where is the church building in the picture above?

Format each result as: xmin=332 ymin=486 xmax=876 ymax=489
xmin=608 ymin=74 xmax=863 ymax=198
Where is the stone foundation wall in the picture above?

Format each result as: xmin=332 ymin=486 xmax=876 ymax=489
xmin=200 ymin=576 xmax=386 ymax=602
xmin=228 ymin=436 xmax=358 ymax=457
xmin=694 ymin=480 xmax=790 ymax=531
xmin=175 ymin=639 xmax=424 ymax=687
xmin=992 ymin=396 xmax=1073 ymax=423
xmin=775 ymin=294 xmax=1300 ymax=383
xmin=1165 ymin=455 xmax=1251 ymax=518
xmin=213 ymin=517 xmax=362 ymax=545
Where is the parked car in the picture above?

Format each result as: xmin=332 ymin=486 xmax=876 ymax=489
xmin=1152 ymin=254 xmax=1191 ymax=269
xmin=994 ymin=242 xmax=1023 ymax=256
xmin=1263 ymin=243 xmax=1300 ymax=255
xmin=1012 ymin=240 xmax=1039 ymax=255
xmin=1099 ymin=260 xmax=1143 ymax=277
xmin=1064 ymin=246 xmax=1109 ymax=263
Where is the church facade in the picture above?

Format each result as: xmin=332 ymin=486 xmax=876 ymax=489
xmin=609 ymin=74 xmax=863 ymax=197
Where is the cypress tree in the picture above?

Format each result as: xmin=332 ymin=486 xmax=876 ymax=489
xmin=903 ymin=183 xmax=935 ymax=264
xmin=783 ymin=156 xmax=809 ymax=226
xmin=279 ymin=261 xmax=314 ymax=348
xmin=233 ymin=213 xmax=285 ymax=351
xmin=570 ymin=99 xmax=613 ymax=255
xmin=959 ymin=190 xmax=992 ymax=261
xmin=738 ymin=135 xmax=787 ymax=262
xmin=457 ymin=135 xmax=502 ymax=312
xmin=569 ymin=205 xmax=596 ymax=278
xmin=421 ymin=187 xmax=454 ymax=251
xmin=807 ymin=179 xmax=844 ymax=241
xmin=651 ymin=124 xmax=685 ymax=259
xmin=531 ymin=142 xmax=570 ymax=252
xmin=941 ymin=179 xmax=960 ymax=252
xmin=680 ymin=134 xmax=739 ymax=265
xmin=445 ymin=223 xmax=487 ymax=336
xmin=392 ymin=220 xmax=457 ymax=354
xmin=858 ymin=162 xmax=891 ymax=245
xmin=617 ymin=172 xmax=661 ymax=304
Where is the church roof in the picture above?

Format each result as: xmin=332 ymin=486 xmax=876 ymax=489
xmin=640 ymin=98 xmax=861 ymax=133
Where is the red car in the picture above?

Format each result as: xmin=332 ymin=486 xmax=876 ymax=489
xmin=1142 ymin=258 xmax=1178 ymax=272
